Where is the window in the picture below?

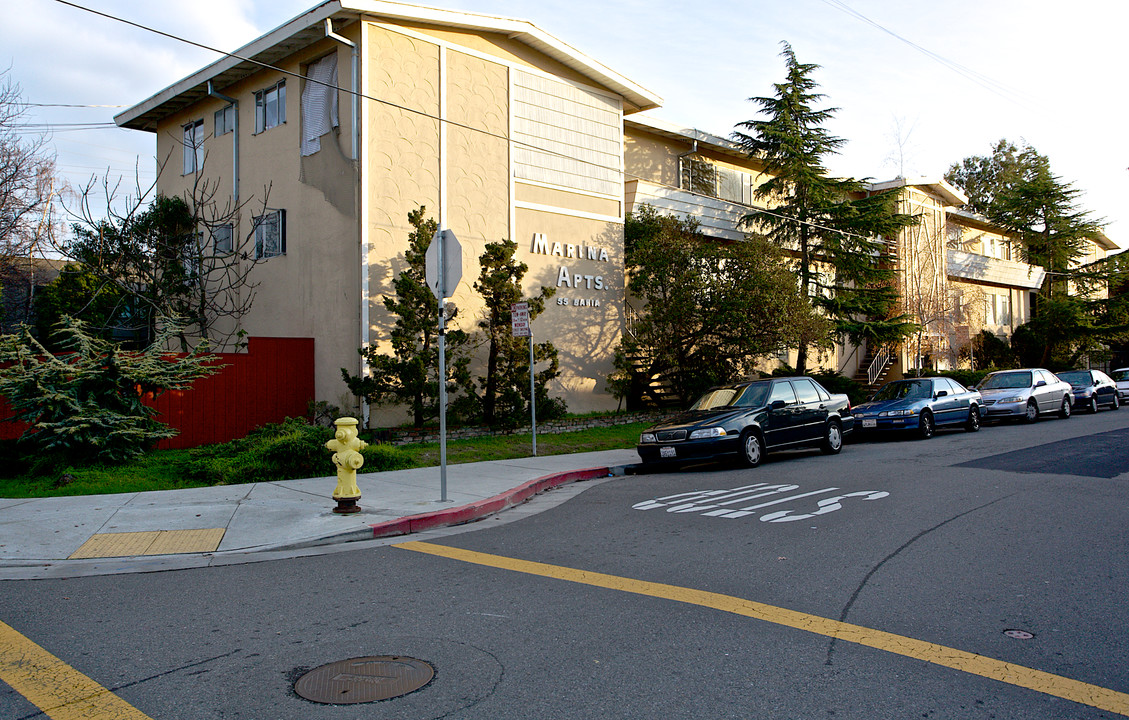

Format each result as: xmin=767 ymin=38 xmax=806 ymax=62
xmin=254 ymin=80 xmax=286 ymax=133
xmin=792 ymin=379 xmax=821 ymax=404
xmin=679 ymin=157 xmax=755 ymax=205
xmin=680 ymin=157 xmax=717 ymax=196
xmin=212 ymin=224 xmax=233 ymax=254
xmin=182 ymin=119 xmax=204 ymax=174
xmin=769 ymin=381 xmax=797 ymax=406
xmin=254 ymin=210 xmax=285 ymax=259
xmin=215 ymin=104 xmax=235 ymax=136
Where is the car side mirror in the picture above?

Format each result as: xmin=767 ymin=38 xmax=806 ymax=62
xmin=934 ymin=390 xmax=948 ymax=398
xmin=1035 ymin=380 xmax=1047 ymax=387
xmin=770 ymin=399 xmax=787 ymax=409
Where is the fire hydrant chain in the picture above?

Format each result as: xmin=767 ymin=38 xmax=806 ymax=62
xmin=326 ymin=417 xmax=367 ymax=514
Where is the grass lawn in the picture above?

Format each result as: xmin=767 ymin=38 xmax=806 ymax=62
xmin=0 ymin=421 xmax=650 ymax=499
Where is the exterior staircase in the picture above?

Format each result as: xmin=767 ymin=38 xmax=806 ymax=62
xmin=626 ymin=350 xmax=682 ymax=409
xmin=853 ymin=344 xmax=896 ymax=394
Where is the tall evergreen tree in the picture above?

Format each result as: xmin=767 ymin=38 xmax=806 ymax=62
xmin=458 ymin=239 xmax=563 ymax=429
xmin=342 ymin=207 xmax=468 ymax=426
xmin=733 ymin=43 xmax=916 ymax=374
xmin=946 ymin=140 xmax=1114 ymax=366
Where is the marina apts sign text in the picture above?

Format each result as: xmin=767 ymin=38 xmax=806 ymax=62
xmin=530 ymin=233 xmax=610 ymax=309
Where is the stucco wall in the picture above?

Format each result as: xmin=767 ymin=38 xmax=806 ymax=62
xmin=154 ymin=35 xmax=361 ymax=411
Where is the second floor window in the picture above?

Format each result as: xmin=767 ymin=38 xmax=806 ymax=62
xmin=215 ymin=104 xmax=235 ymax=136
xmin=255 ymin=81 xmax=286 ymax=133
xmin=183 ymin=119 xmax=204 ymax=174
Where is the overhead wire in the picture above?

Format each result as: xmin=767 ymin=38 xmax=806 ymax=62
xmin=817 ymin=0 xmax=1035 ymax=109
xmin=50 ymin=0 xmax=894 ymax=244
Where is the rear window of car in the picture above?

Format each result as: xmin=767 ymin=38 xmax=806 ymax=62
xmin=1057 ymin=371 xmax=1090 ymax=384
xmin=1114 ymin=370 xmax=1129 ymax=382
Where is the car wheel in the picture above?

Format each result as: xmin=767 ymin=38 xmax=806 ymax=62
xmin=821 ymin=420 xmax=843 ymax=455
xmin=1024 ymin=400 xmax=1039 ymax=423
xmin=1059 ymin=396 xmax=1072 ymax=419
xmin=740 ymin=430 xmax=763 ymax=468
xmin=965 ymin=407 xmax=980 ymax=432
xmin=1112 ymin=396 xmax=1120 ymax=411
xmin=1088 ymin=396 xmax=1098 ymax=413
xmin=918 ymin=410 xmax=935 ymax=439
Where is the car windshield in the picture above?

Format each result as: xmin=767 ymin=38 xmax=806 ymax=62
xmin=1056 ymin=371 xmax=1091 ymax=385
xmin=1112 ymin=370 xmax=1129 ymax=382
xmin=871 ymin=380 xmax=932 ymax=402
xmin=689 ymin=382 xmax=769 ymax=410
xmin=980 ymin=371 xmax=1033 ymax=390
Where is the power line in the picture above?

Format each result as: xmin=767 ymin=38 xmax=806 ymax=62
xmin=817 ymin=0 xmax=1035 ymax=109
xmin=50 ymin=0 xmax=892 ymax=244
xmin=25 ymin=103 xmax=127 ymax=108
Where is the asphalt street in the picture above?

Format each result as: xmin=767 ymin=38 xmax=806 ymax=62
xmin=2 ymin=407 xmax=1127 ymax=719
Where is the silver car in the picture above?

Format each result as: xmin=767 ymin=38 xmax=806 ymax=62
xmin=1113 ymin=368 xmax=1129 ymax=404
xmin=976 ymin=368 xmax=1073 ymax=423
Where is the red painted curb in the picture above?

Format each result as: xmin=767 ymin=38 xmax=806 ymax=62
xmin=368 ymin=466 xmax=610 ymax=539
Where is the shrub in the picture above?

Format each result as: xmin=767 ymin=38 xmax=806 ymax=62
xmin=0 ymin=319 xmax=219 ymax=465
xmin=184 ymin=417 xmax=418 ymax=484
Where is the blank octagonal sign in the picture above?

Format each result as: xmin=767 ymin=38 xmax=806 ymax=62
xmin=294 ymin=656 xmax=435 ymax=704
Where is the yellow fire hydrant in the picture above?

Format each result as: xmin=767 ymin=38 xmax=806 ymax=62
xmin=326 ymin=417 xmax=367 ymax=514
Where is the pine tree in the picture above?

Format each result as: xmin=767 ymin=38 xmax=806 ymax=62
xmin=946 ymin=141 xmax=1112 ymax=366
xmin=459 ymin=239 xmax=563 ymax=428
xmin=342 ymin=207 xmax=468 ymax=426
xmin=732 ymin=43 xmax=916 ymax=374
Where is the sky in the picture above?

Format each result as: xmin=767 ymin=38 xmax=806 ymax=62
xmin=3 ymin=0 xmax=1127 ymax=247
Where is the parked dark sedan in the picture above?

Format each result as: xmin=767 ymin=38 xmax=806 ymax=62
xmin=852 ymin=376 xmax=982 ymax=439
xmin=636 ymin=377 xmax=854 ymax=468
xmin=1056 ymin=369 xmax=1120 ymax=412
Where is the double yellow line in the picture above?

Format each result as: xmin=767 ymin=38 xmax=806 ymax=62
xmin=3 ymin=542 xmax=1126 ymax=717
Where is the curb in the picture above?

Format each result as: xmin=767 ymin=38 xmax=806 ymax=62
xmin=367 ymin=466 xmax=613 ymax=539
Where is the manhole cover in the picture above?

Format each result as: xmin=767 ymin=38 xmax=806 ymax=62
xmin=1004 ymin=629 xmax=1034 ymax=640
xmin=294 ymin=656 xmax=434 ymax=704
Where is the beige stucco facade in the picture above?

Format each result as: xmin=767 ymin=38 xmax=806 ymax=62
xmin=118 ymin=1 xmax=660 ymax=425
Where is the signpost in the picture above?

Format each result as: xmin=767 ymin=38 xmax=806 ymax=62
xmin=425 ymin=228 xmax=462 ymax=502
xmin=511 ymin=301 xmax=537 ymax=456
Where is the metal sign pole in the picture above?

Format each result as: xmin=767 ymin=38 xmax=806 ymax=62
xmin=426 ymin=228 xmax=461 ymax=504
xmin=529 ymin=332 xmax=537 ymax=456
xmin=437 ymin=229 xmax=448 ymax=503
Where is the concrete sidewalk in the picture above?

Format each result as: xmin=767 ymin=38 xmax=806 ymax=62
xmin=0 ymin=449 xmax=639 ymax=580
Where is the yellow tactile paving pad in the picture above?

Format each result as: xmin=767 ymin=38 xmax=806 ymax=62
xmin=68 ymin=529 xmax=226 ymax=559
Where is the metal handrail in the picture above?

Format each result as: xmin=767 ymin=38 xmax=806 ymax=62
xmin=867 ymin=345 xmax=891 ymax=386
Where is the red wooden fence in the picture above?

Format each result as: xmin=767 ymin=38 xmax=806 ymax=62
xmin=0 ymin=336 xmax=315 ymax=450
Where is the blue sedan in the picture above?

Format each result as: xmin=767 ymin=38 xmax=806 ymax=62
xmin=852 ymin=376 xmax=983 ymax=439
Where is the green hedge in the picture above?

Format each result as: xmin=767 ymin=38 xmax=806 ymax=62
xmin=184 ymin=417 xmax=417 ymax=485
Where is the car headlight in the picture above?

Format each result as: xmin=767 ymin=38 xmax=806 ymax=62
xmin=689 ymin=427 xmax=727 ymax=440
xmin=640 ymin=433 xmax=656 ymax=443
xmin=995 ymin=396 xmax=1024 ymax=404
xmin=880 ymin=409 xmax=916 ymax=416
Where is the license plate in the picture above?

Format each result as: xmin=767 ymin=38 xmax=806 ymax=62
xmin=660 ymin=446 xmax=677 ymax=458
xmin=862 ymin=419 xmax=876 ymax=428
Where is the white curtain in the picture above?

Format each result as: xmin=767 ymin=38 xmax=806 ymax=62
xmin=301 ymin=53 xmax=339 ymax=157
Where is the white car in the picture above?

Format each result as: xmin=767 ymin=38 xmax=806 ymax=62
xmin=1113 ymin=368 xmax=1129 ymax=404
xmin=976 ymin=368 xmax=1073 ymax=423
